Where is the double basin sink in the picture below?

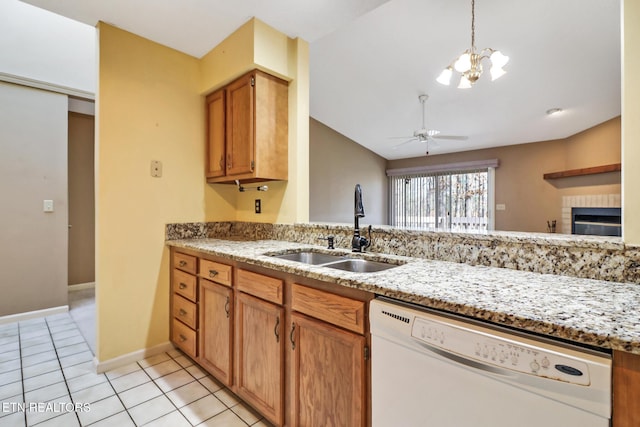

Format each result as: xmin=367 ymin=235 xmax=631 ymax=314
xmin=269 ymin=250 xmax=400 ymax=273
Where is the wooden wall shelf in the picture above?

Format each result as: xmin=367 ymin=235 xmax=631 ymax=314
xmin=543 ymin=163 xmax=621 ymax=180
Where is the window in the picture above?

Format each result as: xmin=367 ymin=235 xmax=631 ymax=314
xmin=388 ymin=161 xmax=497 ymax=231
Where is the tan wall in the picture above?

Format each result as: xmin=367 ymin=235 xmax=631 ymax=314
xmin=623 ymin=0 xmax=640 ymax=244
xmin=309 ymin=118 xmax=388 ymax=225
xmin=68 ymin=112 xmax=95 ymax=285
xmin=387 ymin=117 xmax=621 ymax=232
xmin=0 ymin=81 xmax=68 ymax=315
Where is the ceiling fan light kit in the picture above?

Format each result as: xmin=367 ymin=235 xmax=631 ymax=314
xmin=437 ymin=0 xmax=509 ymax=88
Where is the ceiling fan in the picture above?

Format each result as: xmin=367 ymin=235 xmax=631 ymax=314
xmin=392 ymin=94 xmax=468 ymax=155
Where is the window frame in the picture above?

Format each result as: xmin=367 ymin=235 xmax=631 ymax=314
xmin=387 ymin=160 xmax=498 ymax=231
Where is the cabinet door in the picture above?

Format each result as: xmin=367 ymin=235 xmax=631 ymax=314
xmin=236 ymin=292 xmax=284 ymax=426
xmin=226 ymin=73 xmax=255 ymax=176
xmin=199 ymin=279 xmax=233 ymax=386
xmin=206 ymin=89 xmax=226 ymax=178
xmin=290 ymin=313 xmax=366 ymax=427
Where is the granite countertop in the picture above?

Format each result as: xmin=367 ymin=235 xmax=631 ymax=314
xmin=167 ymin=238 xmax=640 ymax=355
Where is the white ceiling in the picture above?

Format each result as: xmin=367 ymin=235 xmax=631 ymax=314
xmin=22 ymin=0 xmax=621 ymax=160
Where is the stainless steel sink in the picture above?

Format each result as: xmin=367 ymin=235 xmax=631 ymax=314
xmin=323 ymin=258 xmax=398 ymax=273
xmin=269 ymin=250 xmax=400 ymax=272
xmin=271 ymin=251 xmax=345 ymax=265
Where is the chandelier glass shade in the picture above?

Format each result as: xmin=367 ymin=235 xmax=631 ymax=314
xmin=437 ymin=0 xmax=509 ymax=88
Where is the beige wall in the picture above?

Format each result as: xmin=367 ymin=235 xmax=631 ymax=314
xmin=96 ymin=23 xmax=224 ymax=361
xmin=387 ymin=117 xmax=621 ymax=232
xmin=201 ymin=19 xmax=310 ymax=225
xmin=68 ymin=112 xmax=95 ymax=285
xmin=309 ymin=118 xmax=388 ymax=225
xmin=0 ymin=81 xmax=68 ymax=315
xmin=96 ymin=20 xmax=308 ymax=363
xmin=623 ymin=0 xmax=640 ymax=244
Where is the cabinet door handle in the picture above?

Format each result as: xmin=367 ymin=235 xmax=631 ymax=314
xmin=179 ymin=283 xmax=187 ymax=290
xmin=178 ymin=260 xmax=187 ymax=267
xmin=224 ymin=296 xmax=230 ymax=319
xmin=178 ymin=308 xmax=187 ymax=316
xmin=179 ymin=334 xmax=187 ymax=342
xmin=290 ymin=322 xmax=296 ymax=350
xmin=219 ymin=157 xmax=224 ymax=170
xmin=274 ymin=316 xmax=280 ymax=343
xmin=209 ymin=269 xmax=218 ymax=278
xmin=227 ymin=154 xmax=232 ymax=169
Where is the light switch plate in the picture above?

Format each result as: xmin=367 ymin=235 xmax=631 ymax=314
xmin=43 ymin=200 xmax=54 ymax=212
xmin=151 ymin=160 xmax=162 ymax=177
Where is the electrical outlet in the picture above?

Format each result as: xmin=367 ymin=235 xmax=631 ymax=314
xmin=496 ymin=203 xmax=506 ymax=211
xmin=255 ymin=199 xmax=261 ymax=214
xmin=151 ymin=160 xmax=162 ymax=177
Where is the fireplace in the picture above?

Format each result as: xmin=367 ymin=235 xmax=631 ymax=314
xmin=571 ymin=207 xmax=621 ymax=237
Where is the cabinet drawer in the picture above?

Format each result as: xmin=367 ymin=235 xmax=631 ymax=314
xmin=173 ymin=294 xmax=197 ymax=329
xmin=172 ymin=318 xmax=196 ymax=358
xmin=199 ymin=259 xmax=232 ymax=287
xmin=173 ymin=269 xmax=197 ymax=302
xmin=292 ymin=284 xmax=366 ymax=334
xmin=237 ymin=269 xmax=283 ymax=305
xmin=173 ymin=252 xmax=197 ymax=274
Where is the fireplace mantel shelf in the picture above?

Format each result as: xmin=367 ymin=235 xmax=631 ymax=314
xmin=543 ymin=163 xmax=621 ymax=180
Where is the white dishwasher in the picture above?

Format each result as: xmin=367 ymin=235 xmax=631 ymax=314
xmin=370 ymin=297 xmax=611 ymax=427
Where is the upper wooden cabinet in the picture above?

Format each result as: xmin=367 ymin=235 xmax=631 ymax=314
xmin=206 ymin=69 xmax=288 ymax=184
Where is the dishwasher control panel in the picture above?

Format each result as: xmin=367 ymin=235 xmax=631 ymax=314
xmin=411 ymin=316 xmax=591 ymax=386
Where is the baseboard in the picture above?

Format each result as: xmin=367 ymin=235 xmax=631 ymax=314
xmin=0 ymin=305 xmax=69 ymax=325
xmin=93 ymin=341 xmax=176 ymax=374
xmin=68 ymin=282 xmax=95 ymax=291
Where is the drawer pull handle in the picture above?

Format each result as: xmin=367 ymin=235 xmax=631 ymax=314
xmin=179 ymin=334 xmax=187 ymax=342
xmin=209 ymin=270 xmax=218 ymax=278
xmin=179 ymin=283 xmax=187 ymax=290
xmin=179 ymin=309 xmax=187 ymax=316
xmin=178 ymin=260 xmax=187 ymax=267
xmin=274 ymin=316 xmax=280 ymax=342
xmin=224 ymin=296 xmax=230 ymax=319
xmin=290 ymin=322 xmax=296 ymax=350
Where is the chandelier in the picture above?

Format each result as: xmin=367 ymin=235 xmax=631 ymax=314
xmin=436 ymin=0 xmax=509 ymax=88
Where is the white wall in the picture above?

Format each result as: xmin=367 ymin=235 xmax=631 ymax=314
xmin=0 ymin=0 xmax=96 ymax=94
xmin=0 ymin=81 xmax=69 ymax=315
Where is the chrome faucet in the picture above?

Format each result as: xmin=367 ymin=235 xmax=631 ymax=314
xmin=352 ymin=184 xmax=371 ymax=252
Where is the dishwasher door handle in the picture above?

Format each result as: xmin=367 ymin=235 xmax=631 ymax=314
xmin=414 ymin=340 xmax=517 ymax=379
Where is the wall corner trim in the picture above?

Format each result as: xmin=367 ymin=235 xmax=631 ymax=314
xmin=94 ymin=341 xmax=175 ymax=374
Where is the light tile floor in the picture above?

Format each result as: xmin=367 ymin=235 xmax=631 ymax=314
xmin=0 ymin=313 xmax=273 ymax=426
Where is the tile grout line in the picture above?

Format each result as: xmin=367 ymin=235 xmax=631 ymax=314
xmin=17 ymin=322 xmax=27 ymax=427
xmin=42 ymin=316 xmax=82 ymax=427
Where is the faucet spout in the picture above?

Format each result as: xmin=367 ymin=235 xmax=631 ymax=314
xmin=352 ymin=184 xmax=370 ymax=252
xmin=355 ymin=184 xmax=365 ymax=218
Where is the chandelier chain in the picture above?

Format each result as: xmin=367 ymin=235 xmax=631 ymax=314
xmin=471 ymin=0 xmax=476 ymax=50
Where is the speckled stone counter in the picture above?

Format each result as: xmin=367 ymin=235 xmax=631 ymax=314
xmin=167 ymin=237 xmax=640 ymax=355
xmin=166 ymin=221 xmax=640 ymax=284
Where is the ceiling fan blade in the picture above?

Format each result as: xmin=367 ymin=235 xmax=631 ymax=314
xmin=388 ymin=135 xmax=415 ymax=140
xmin=393 ymin=138 xmax=418 ymax=149
xmin=431 ymin=135 xmax=468 ymax=140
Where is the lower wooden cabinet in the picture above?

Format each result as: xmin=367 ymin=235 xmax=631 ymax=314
xmin=170 ymin=250 xmax=371 ymax=427
xmin=235 ymin=291 xmax=285 ymax=426
xmin=198 ymin=279 xmax=233 ymax=387
xmin=289 ymin=290 xmax=368 ymax=427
